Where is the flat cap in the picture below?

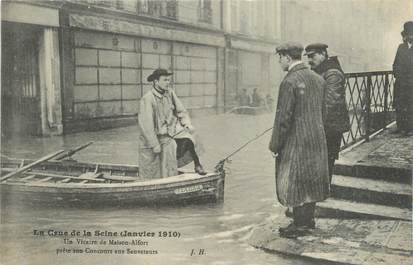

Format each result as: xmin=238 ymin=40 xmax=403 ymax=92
xmin=304 ymin=43 xmax=328 ymax=56
xmin=276 ymin=42 xmax=304 ymax=54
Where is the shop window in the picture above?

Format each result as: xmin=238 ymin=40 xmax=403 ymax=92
xmin=230 ymin=0 xmax=239 ymax=32
xmin=239 ymin=1 xmax=250 ymax=34
xmin=138 ymin=0 xmax=149 ymax=13
xmin=148 ymin=0 xmax=161 ymax=16
xmin=116 ymin=0 xmax=124 ymax=10
xmin=94 ymin=0 xmax=116 ymax=8
xmin=72 ymin=0 xmax=133 ymax=10
xmin=162 ymin=0 xmax=177 ymax=19
xmin=138 ymin=0 xmax=176 ymax=19
xmin=116 ymin=0 xmax=138 ymax=12
xmin=199 ymin=0 xmax=212 ymax=23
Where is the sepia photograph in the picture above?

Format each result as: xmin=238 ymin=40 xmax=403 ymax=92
xmin=1 ymin=0 xmax=412 ymax=264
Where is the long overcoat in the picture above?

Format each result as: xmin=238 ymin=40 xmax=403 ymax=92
xmin=138 ymin=88 xmax=201 ymax=178
xmin=393 ymin=42 xmax=413 ymax=131
xmin=269 ymin=63 xmax=329 ymax=207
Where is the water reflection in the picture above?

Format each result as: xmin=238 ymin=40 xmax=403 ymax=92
xmin=1 ymin=113 xmax=320 ymax=265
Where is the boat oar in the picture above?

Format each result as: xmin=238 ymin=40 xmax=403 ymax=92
xmin=0 ymin=150 xmax=66 ymax=182
xmin=54 ymin=141 xmax=94 ymax=160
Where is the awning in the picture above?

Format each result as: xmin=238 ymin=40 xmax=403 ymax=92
xmin=69 ymin=13 xmax=226 ymax=48
xmin=1 ymin=2 xmax=59 ymax=27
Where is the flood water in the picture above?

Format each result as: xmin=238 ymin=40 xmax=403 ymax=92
xmin=1 ymin=113 xmax=321 ymax=265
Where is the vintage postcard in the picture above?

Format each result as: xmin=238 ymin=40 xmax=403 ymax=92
xmin=1 ymin=0 xmax=412 ymax=264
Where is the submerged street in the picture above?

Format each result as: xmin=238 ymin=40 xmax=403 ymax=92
xmin=1 ymin=113 xmax=322 ymax=265
xmin=2 ymin=1 xmax=412 ymax=264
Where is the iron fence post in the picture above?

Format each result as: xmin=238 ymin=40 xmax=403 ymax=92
xmin=383 ymin=73 xmax=389 ymax=130
xmin=365 ymin=74 xmax=372 ymax=142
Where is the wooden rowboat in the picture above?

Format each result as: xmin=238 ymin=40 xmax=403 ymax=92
xmin=227 ymin=106 xmax=269 ymax=115
xmin=0 ymin=157 xmax=226 ymax=207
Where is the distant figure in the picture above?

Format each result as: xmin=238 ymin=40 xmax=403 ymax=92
xmin=236 ymin=88 xmax=251 ymax=106
xmin=305 ymin=43 xmax=350 ymax=183
xmin=138 ymin=69 xmax=206 ymax=179
xmin=269 ymin=42 xmax=329 ymax=238
xmin=265 ymin=93 xmax=275 ymax=110
xmin=393 ymin=21 xmax=413 ymax=136
xmin=250 ymin=88 xmax=263 ymax=107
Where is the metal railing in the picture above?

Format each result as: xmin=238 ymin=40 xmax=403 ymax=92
xmin=342 ymin=71 xmax=395 ymax=149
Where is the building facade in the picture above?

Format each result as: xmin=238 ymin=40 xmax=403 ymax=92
xmin=281 ymin=0 xmax=413 ymax=72
xmin=223 ymin=0 xmax=281 ymax=107
xmin=1 ymin=1 xmax=63 ymax=136
xmin=1 ymin=0 xmax=281 ymax=136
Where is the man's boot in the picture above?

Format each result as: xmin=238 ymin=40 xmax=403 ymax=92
xmin=195 ymin=164 xmax=207 ymax=175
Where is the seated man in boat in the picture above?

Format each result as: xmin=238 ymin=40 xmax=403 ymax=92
xmin=137 ymin=68 xmax=206 ymax=179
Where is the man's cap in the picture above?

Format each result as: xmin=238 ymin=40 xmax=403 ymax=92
xmin=275 ymin=42 xmax=304 ymax=54
xmin=402 ymin=21 xmax=413 ymax=36
xmin=147 ymin=68 xmax=173 ymax=82
xmin=304 ymin=43 xmax=328 ymax=56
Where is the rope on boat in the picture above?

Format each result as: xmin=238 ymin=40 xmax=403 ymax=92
xmin=215 ymin=126 xmax=273 ymax=172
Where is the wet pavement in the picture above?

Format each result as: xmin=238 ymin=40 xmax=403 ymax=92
xmin=249 ymin=218 xmax=413 ymax=265
xmin=339 ymin=123 xmax=413 ymax=169
xmin=0 ymin=113 xmax=324 ymax=265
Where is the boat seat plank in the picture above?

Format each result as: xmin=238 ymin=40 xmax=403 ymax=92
xmin=21 ymin=175 xmax=37 ymax=181
xmin=1 ymin=168 xmax=105 ymax=183
xmin=102 ymin=175 xmax=141 ymax=182
xmin=59 ymin=178 xmax=72 ymax=183
xmin=78 ymin=172 xmax=103 ymax=179
xmin=1 ymin=150 xmax=65 ymax=181
xmin=35 ymin=177 xmax=54 ymax=183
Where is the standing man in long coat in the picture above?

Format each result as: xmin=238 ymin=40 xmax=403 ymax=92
xmin=393 ymin=21 xmax=413 ymax=136
xmin=305 ymin=43 xmax=350 ymax=183
xmin=269 ymin=43 xmax=329 ymax=238
xmin=138 ymin=69 xmax=206 ymax=179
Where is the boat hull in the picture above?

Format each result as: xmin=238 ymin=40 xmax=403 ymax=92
xmin=0 ymin=159 xmax=225 ymax=207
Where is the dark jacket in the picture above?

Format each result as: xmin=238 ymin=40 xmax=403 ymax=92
xmin=314 ymin=56 xmax=350 ymax=134
xmin=393 ymin=43 xmax=413 ymax=83
xmin=393 ymin=43 xmax=413 ymax=106
xmin=393 ymin=42 xmax=413 ymax=131
xmin=269 ymin=63 xmax=329 ymax=207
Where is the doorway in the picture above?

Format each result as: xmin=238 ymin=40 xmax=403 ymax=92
xmin=1 ymin=22 xmax=42 ymax=136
